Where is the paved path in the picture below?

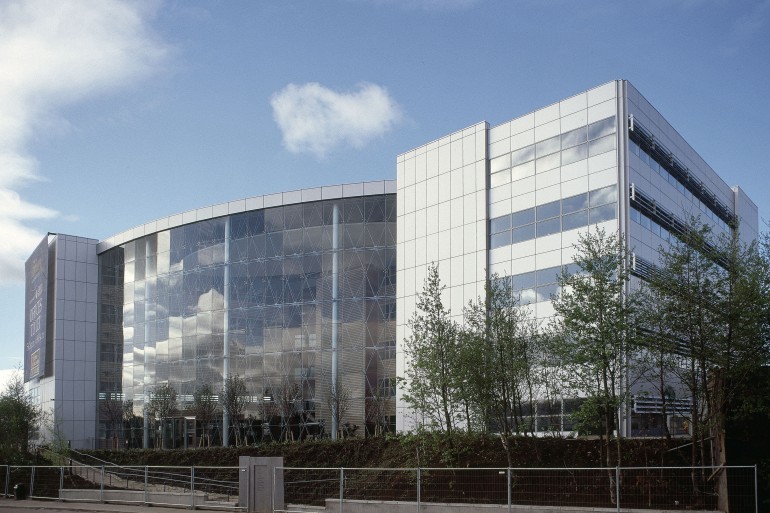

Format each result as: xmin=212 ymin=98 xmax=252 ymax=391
xmin=0 ymin=497 xmax=194 ymax=513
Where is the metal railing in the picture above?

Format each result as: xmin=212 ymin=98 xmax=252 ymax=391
xmin=0 ymin=463 xmax=242 ymax=511
xmin=275 ymin=465 xmax=758 ymax=513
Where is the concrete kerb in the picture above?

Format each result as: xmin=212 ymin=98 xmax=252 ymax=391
xmin=0 ymin=496 xmax=190 ymax=513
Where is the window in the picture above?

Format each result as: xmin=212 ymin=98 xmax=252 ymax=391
xmin=561 ymin=126 xmax=587 ymax=149
xmin=511 ymin=145 xmax=535 ymax=166
xmin=490 ymin=215 xmax=511 ymax=234
xmin=490 ymin=154 xmax=511 ymax=173
xmin=511 ymin=208 xmax=535 ymax=227
xmin=536 ymin=135 xmax=560 ymax=157
xmin=537 ymin=217 xmax=561 ymax=237
xmin=491 ymin=231 xmax=511 ymax=249
xmin=562 ymin=209 xmax=588 ymax=231
xmin=587 ymin=116 xmax=616 ymax=140
xmin=537 ymin=200 xmax=560 ymax=220
xmin=378 ymin=377 xmax=396 ymax=397
xmin=511 ymin=224 xmax=535 ymax=243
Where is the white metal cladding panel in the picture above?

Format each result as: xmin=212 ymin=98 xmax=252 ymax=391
xmin=396 ymin=121 xmax=488 ymax=432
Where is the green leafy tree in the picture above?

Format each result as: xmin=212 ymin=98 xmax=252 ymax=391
xmin=461 ymin=275 xmax=540 ymax=463
xmin=551 ymin=228 xmax=638 ymax=502
xmin=146 ymin=383 xmax=177 ymax=449
xmin=0 ymin=371 xmax=43 ymax=461
xmin=402 ymin=264 xmax=462 ymax=434
xmin=191 ymin=383 xmax=220 ymax=447
xmin=641 ymin=222 xmax=770 ymax=509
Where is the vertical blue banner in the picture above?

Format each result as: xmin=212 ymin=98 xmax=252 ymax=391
xmin=25 ymin=237 xmax=49 ymax=382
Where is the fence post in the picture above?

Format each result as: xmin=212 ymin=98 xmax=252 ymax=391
xmin=100 ymin=466 xmax=105 ymax=503
xmin=507 ymin=468 xmax=511 ymax=513
xmin=144 ymin=466 xmax=149 ymax=505
xmin=191 ymin=466 xmax=195 ymax=510
xmin=615 ymin=466 xmax=620 ymax=513
xmin=339 ymin=467 xmax=344 ymax=513
xmin=59 ymin=466 xmax=64 ymax=501
xmin=30 ymin=466 xmax=35 ymax=498
xmin=416 ymin=467 xmax=421 ymax=513
xmin=755 ymin=465 xmax=759 ymax=513
xmin=4 ymin=465 xmax=8 ymax=497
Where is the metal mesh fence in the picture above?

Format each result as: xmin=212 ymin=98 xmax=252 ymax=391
xmin=0 ymin=463 xmax=756 ymax=513
xmin=277 ymin=465 xmax=757 ymax=513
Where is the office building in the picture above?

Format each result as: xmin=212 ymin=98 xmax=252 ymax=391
xmin=24 ymin=80 xmax=756 ymax=448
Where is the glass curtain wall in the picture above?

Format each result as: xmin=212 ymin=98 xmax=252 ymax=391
xmin=97 ymin=194 xmax=396 ymax=447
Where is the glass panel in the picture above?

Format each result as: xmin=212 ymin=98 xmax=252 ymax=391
xmin=535 ymin=135 xmax=560 ymax=157
xmin=562 ymin=193 xmax=588 ymax=214
xmin=264 ymin=207 xmax=284 ymax=233
xmin=343 ymin=198 xmax=365 ymax=224
xmin=302 ymin=202 xmax=323 ymax=227
xmin=365 ymin=198 xmax=387 ymax=223
xmin=536 ymin=152 xmax=560 ymax=173
xmin=588 ymin=134 xmax=616 ymax=156
xmin=490 ymin=231 xmax=510 ymax=249
xmin=511 ymin=160 xmax=535 ymax=181
xmin=561 ymin=126 xmax=587 ymax=149
xmin=590 ymin=204 xmax=616 ymax=224
xmin=490 ymin=153 xmax=511 ymax=173
xmin=490 ymin=215 xmax=511 ymax=234
xmin=510 ymin=144 xmax=535 ymax=166
xmin=561 ymin=143 xmax=588 ymax=166
xmin=511 ymin=208 xmax=535 ymax=227
xmin=519 ymin=288 xmax=537 ymax=304
xmin=587 ymin=116 xmax=616 ymax=140
xmin=537 ymin=266 xmax=560 ymax=285
xmin=562 ymin=209 xmax=588 ymax=231
xmin=537 ymin=200 xmax=560 ymax=220
xmin=589 ymin=185 xmax=617 ymax=207
xmin=537 ymin=217 xmax=561 ymax=237
xmin=283 ymin=204 xmax=304 ymax=230
xmin=511 ymin=223 xmax=536 ymax=243
xmin=511 ymin=271 xmax=536 ymax=290
xmin=536 ymin=284 xmax=559 ymax=302
xmin=490 ymin=169 xmax=511 ymax=187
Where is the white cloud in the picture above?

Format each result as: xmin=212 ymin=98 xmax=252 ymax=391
xmin=0 ymin=368 xmax=22 ymax=394
xmin=271 ymin=82 xmax=402 ymax=158
xmin=0 ymin=0 xmax=169 ymax=285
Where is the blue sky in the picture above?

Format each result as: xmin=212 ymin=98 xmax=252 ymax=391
xmin=1 ymin=0 xmax=769 ymax=373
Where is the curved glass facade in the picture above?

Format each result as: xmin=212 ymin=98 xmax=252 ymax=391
xmin=98 ymin=194 xmax=396 ymax=446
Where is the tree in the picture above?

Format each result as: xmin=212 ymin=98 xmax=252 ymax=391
xmin=221 ymin=374 xmax=248 ymax=446
xmin=461 ymin=275 xmax=540 ymax=464
xmin=366 ymin=381 xmax=394 ymax=437
xmin=551 ymin=228 xmax=638 ymax=503
xmin=327 ymin=382 xmax=351 ymax=439
xmin=401 ymin=264 xmax=462 ymax=435
xmin=0 ymin=370 xmax=43 ymax=461
xmin=273 ymin=379 xmax=300 ymax=442
xmin=191 ymin=383 xmax=219 ymax=447
xmin=146 ymin=383 xmax=177 ymax=449
xmin=122 ymin=400 xmax=142 ymax=449
xmin=641 ymin=222 xmax=770 ymax=510
xmin=100 ymin=398 xmax=125 ymax=448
